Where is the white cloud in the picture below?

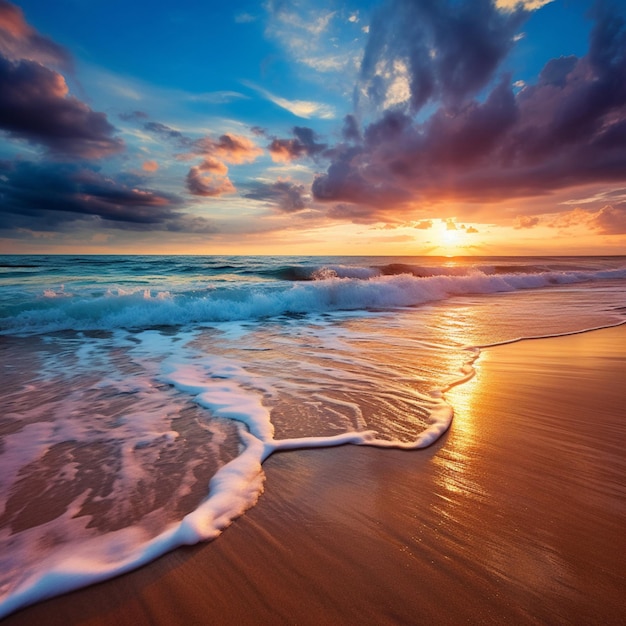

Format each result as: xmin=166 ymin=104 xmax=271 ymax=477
xmin=264 ymin=0 xmax=365 ymax=79
xmin=383 ymin=59 xmax=412 ymax=108
xmin=496 ymin=0 xmax=554 ymax=11
xmin=242 ymin=81 xmax=336 ymax=119
xmin=300 ymin=54 xmax=345 ymax=72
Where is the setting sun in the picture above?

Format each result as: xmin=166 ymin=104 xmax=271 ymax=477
xmin=441 ymin=223 xmax=461 ymax=247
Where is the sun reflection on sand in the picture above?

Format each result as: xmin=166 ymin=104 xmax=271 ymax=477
xmin=426 ymin=303 xmax=488 ymax=515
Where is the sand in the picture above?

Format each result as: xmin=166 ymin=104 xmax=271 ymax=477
xmin=4 ymin=324 xmax=626 ymax=625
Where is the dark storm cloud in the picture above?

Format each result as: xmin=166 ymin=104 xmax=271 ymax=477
xmin=0 ymin=161 xmax=215 ymax=233
xmin=268 ymin=126 xmax=327 ymax=162
xmin=244 ymin=180 xmax=308 ymax=213
xmin=312 ymin=2 xmax=626 ymax=217
xmin=0 ymin=54 xmax=122 ymax=160
xmin=360 ymin=0 xmax=526 ymax=112
xmin=0 ymin=2 xmax=123 ymax=159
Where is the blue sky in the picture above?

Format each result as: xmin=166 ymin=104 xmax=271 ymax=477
xmin=1 ymin=0 xmax=626 ymax=255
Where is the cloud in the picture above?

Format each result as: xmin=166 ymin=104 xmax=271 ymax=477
xmin=414 ymin=219 xmax=433 ymax=229
xmin=265 ymin=1 xmax=335 ymax=49
xmin=0 ymin=3 xmax=123 ymax=159
xmin=268 ymin=126 xmax=327 ymax=162
xmin=0 ymin=1 xmax=71 ymax=69
xmin=244 ymin=180 xmax=308 ymax=213
xmin=142 ymin=160 xmax=159 ymax=172
xmin=341 ymin=114 xmax=362 ymax=143
xmin=141 ymin=119 xmax=263 ymax=165
xmin=186 ymin=164 xmax=236 ymax=197
xmin=119 ymin=110 xmax=149 ymax=122
xmin=515 ymin=215 xmax=540 ymax=229
xmin=189 ymin=133 xmax=263 ymax=164
xmin=187 ymin=90 xmax=249 ymax=104
xmin=263 ymin=0 xmax=365 ymax=80
xmin=0 ymin=161 xmax=215 ymax=233
xmin=325 ymin=202 xmax=387 ymax=224
xmin=590 ymin=203 xmax=626 ymax=234
xmin=143 ymin=121 xmax=186 ymax=142
xmin=138 ymin=120 xmax=263 ymax=198
xmin=183 ymin=133 xmax=263 ymax=197
xmin=312 ymin=3 xmax=626 ymax=220
xmin=0 ymin=56 xmax=124 ymax=158
xmin=243 ymin=80 xmax=336 ymax=119
xmin=359 ymin=0 xmax=527 ymax=114
xmin=496 ymin=0 xmax=553 ymax=11
xmin=466 ymin=226 xmax=479 ymax=233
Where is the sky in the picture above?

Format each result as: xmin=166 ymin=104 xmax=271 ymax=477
xmin=1 ymin=0 xmax=626 ymax=256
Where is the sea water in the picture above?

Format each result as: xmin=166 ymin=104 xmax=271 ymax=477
xmin=1 ymin=255 xmax=625 ymax=616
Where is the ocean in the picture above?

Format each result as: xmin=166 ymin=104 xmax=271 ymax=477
xmin=1 ymin=254 xmax=625 ymax=617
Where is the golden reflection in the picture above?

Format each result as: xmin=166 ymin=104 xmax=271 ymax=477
xmin=426 ymin=302 xmax=489 ymax=515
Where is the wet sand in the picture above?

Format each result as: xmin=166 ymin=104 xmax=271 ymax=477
xmin=4 ymin=324 xmax=626 ymax=625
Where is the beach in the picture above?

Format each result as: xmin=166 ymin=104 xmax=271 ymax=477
xmin=3 ymin=323 xmax=625 ymax=625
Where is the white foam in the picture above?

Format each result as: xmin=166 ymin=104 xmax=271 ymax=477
xmin=3 ymin=267 xmax=626 ymax=335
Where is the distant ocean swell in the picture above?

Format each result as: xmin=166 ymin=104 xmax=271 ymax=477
xmin=3 ymin=266 xmax=626 ymax=335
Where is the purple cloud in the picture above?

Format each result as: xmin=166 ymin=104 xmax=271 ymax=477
xmin=0 ymin=161 xmax=216 ymax=233
xmin=244 ymin=180 xmax=308 ymax=213
xmin=359 ymin=0 xmax=526 ymax=112
xmin=0 ymin=56 xmax=124 ymax=158
xmin=268 ymin=126 xmax=327 ymax=162
xmin=313 ymin=3 xmax=626 ymax=220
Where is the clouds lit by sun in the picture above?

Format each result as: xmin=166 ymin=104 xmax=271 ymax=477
xmin=1 ymin=0 xmax=626 ymax=255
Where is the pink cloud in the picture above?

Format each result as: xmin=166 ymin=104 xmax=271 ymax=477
xmin=590 ymin=203 xmax=626 ymax=234
xmin=142 ymin=160 xmax=159 ymax=172
xmin=186 ymin=166 xmax=235 ymax=197
xmin=0 ymin=1 xmax=71 ymax=68
xmin=180 ymin=133 xmax=262 ymax=197
xmin=190 ymin=133 xmax=262 ymax=164
xmin=514 ymin=215 xmax=540 ymax=229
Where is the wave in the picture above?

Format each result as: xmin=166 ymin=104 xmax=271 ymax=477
xmin=250 ymin=258 xmax=626 ymax=281
xmin=3 ymin=266 xmax=626 ymax=336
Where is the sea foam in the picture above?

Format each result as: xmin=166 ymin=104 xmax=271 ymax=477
xmin=3 ymin=267 xmax=626 ymax=336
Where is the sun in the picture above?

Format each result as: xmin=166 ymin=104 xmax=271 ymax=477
xmin=437 ymin=219 xmax=462 ymax=252
xmin=441 ymin=227 xmax=461 ymax=246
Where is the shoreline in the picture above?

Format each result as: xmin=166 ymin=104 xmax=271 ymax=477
xmin=4 ymin=323 xmax=626 ymax=624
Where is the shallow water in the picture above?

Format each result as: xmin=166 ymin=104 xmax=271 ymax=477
xmin=1 ymin=255 xmax=625 ymax=617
